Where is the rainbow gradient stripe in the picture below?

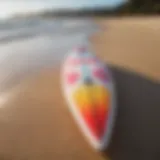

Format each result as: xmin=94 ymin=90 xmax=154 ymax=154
xmin=72 ymin=84 xmax=110 ymax=140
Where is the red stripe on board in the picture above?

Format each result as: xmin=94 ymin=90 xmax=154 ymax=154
xmin=76 ymin=47 xmax=86 ymax=53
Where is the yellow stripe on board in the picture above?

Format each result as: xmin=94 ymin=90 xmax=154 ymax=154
xmin=72 ymin=85 xmax=110 ymax=110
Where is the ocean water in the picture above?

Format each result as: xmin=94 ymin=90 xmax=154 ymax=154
xmin=0 ymin=18 xmax=99 ymax=92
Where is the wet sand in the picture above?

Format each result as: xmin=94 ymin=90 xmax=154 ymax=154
xmin=0 ymin=68 xmax=105 ymax=160
xmin=0 ymin=17 xmax=160 ymax=160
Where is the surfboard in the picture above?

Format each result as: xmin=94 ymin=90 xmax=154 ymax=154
xmin=61 ymin=46 xmax=116 ymax=151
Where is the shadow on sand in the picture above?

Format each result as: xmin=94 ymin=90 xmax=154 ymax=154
xmin=103 ymin=65 xmax=160 ymax=160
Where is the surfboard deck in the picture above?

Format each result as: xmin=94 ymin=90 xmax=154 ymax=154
xmin=61 ymin=46 xmax=116 ymax=151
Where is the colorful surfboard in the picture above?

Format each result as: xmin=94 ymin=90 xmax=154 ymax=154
xmin=61 ymin=46 xmax=116 ymax=151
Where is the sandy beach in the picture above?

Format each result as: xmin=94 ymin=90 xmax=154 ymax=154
xmin=0 ymin=17 xmax=159 ymax=160
xmin=92 ymin=17 xmax=160 ymax=82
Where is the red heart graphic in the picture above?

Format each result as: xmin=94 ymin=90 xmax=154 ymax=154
xmin=66 ymin=72 xmax=80 ymax=85
xmin=93 ymin=68 xmax=109 ymax=82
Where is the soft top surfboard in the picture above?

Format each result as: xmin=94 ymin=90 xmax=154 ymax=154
xmin=61 ymin=46 xmax=116 ymax=151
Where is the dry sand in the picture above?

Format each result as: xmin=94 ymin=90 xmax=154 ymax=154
xmin=92 ymin=17 xmax=160 ymax=82
xmin=0 ymin=17 xmax=160 ymax=160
